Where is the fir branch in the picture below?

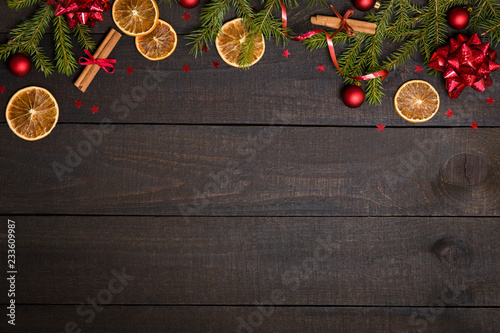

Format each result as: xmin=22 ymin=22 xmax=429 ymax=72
xmin=0 ymin=4 xmax=55 ymax=73
xmin=337 ymin=34 xmax=366 ymax=78
xmin=470 ymin=0 xmax=493 ymax=29
xmin=239 ymin=0 xmax=288 ymax=67
xmin=11 ymin=4 xmax=54 ymax=48
xmin=253 ymin=0 xmax=279 ymax=31
xmin=186 ymin=0 xmax=230 ymax=56
xmin=300 ymin=0 xmax=326 ymax=7
xmin=7 ymin=0 xmax=40 ymax=10
xmin=28 ymin=46 xmax=55 ymax=76
xmin=53 ymin=15 xmax=78 ymax=76
xmin=238 ymin=33 xmax=257 ymax=68
xmin=480 ymin=16 xmax=500 ymax=46
xmin=344 ymin=0 xmax=396 ymax=104
xmin=230 ymin=0 xmax=255 ymax=21
xmin=73 ymin=24 xmax=96 ymax=52
xmin=383 ymin=36 xmax=421 ymax=70
xmin=365 ymin=77 xmax=384 ymax=105
xmin=415 ymin=0 xmax=461 ymax=63
xmin=425 ymin=0 xmax=446 ymax=56
xmin=0 ymin=43 xmax=21 ymax=62
xmin=302 ymin=31 xmax=350 ymax=51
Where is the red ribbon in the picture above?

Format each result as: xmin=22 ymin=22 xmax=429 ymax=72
xmin=280 ymin=2 xmax=389 ymax=81
xmin=79 ymin=49 xmax=116 ymax=73
xmin=429 ymin=34 xmax=499 ymax=99
xmin=47 ymin=0 xmax=110 ymax=28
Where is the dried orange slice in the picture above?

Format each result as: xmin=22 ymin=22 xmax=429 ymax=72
xmin=135 ymin=19 xmax=177 ymax=61
xmin=215 ymin=18 xmax=265 ymax=68
xmin=6 ymin=86 xmax=59 ymax=141
xmin=112 ymin=0 xmax=159 ymax=36
xmin=394 ymin=80 xmax=440 ymax=123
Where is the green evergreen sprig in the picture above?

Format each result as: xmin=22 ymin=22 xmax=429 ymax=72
xmin=471 ymin=0 xmax=500 ymax=45
xmin=186 ymin=0 xmax=323 ymax=63
xmin=0 ymin=4 xmax=55 ymax=75
xmin=303 ymin=0 xmax=500 ymax=104
xmin=7 ymin=0 xmax=41 ymax=10
xmin=53 ymin=15 xmax=78 ymax=75
xmin=0 ymin=0 xmax=97 ymax=76
xmin=186 ymin=0 xmax=231 ymax=56
xmin=73 ymin=24 xmax=96 ymax=52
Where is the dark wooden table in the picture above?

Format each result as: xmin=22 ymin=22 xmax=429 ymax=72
xmin=1 ymin=1 xmax=499 ymax=332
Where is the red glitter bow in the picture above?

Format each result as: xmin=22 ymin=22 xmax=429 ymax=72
xmin=280 ymin=2 xmax=389 ymax=81
xmin=79 ymin=49 xmax=116 ymax=73
xmin=429 ymin=34 xmax=499 ymax=99
xmin=46 ymin=0 xmax=110 ymax=28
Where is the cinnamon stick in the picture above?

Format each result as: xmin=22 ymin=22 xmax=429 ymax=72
xmin=310 ymin=15 xmax=377 ymax=34
xmin=74 ymin=28 xmax=122 ymax=93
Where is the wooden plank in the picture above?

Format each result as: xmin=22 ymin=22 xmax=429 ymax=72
xmin=1 ymin=216 xmax=499 ymax=305
xmin=10 ymin=305 xmax=500 ymax=332
xmin=1 ymin=14 xmax=499 ymax=126
xmin=0 ymin=33 xmax=498 ymax=126
xmin=0 ymin=1 xmax=350 ymax=35
xmin=0 ymin=126 xmax=498 ymax=216
xmin=0 ymin=2 xmax=201 ymax=34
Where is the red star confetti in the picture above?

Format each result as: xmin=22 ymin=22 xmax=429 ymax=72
xmin=126 ymin=66 xmax=134 ymax=74
xmin=212 ymin=60 xmax=220 ymax=69
xmin=183 ymin=12 xmax=191 ymax=21
xmin=91 ymin=105 xmax=99 ymax=114
xmin=446 ymin=109 xmax=454 ymax=117
xmin=414 ymin=65 xmax=423 ymax=73
xmin=0 ymin=85 xmax=6 ymax=94
xmin=75 ymin=100 xmax=83 ymax=108
xmin=377 ymin=123 xmax=385 ymax=132
xmin=470 ymin=121 xmax=478 ymax=130
xmin=202 ymin=45 xmax=208 ymax=53
xmin=316 ymin=64 xmax=325 ymax=73
xmin=183 ymin=65 xmax=191 ymax=73
xmin=487 ymin=97 xmax=495 ymax=105
xmin=282 ymin=49 xmax=291 ymax=58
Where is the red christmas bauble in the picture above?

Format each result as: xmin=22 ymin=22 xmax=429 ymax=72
xmin=352 ymin=0 xmax=376 ymax=11
xmin=447 ymin=7 xmax=469 ymax=30
xmin=8 ymin=53 xmax=32 ymax=77
xmin=342 ymin=85 xmax=365 ymax=108
xmin=179 ymin=0 xmax=200 ymax=9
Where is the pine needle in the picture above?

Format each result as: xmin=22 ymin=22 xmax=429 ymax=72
xmin=3 ymin=0 xmax=500 ymax=83
xmin=186 ymin=0 xmax=230 ymax=56
xmin=1 ymin=4 xmax=55 ymax=74
xmin=29 ymin=46 xmax=55 ymax=76
xmin=53 ymin=15 xmax=78 ymax=76
xmin=7 ymin=0 xmax=40 ymax=10
xmin=73 ymin=24 xmax=96 ymax=52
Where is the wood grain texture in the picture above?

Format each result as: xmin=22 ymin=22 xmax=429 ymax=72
xmin=1 ymin=3 xmax=499 ymax=331
xmin=1 ymin=126 xmax=498 ymax=216
xmin=0 ymin=1 xmax=367 ymax=35
xmin=6 ymin=305 xmax=500 ymax=333
xmin=0 ymin=216 xmax=498 ymax=306
xmin=0 ymin=3 xmax=499 ymax=126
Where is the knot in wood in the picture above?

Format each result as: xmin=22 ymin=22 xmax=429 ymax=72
xmin=432 ymin=238 xmax=472 ymax=269
xmin=442 ymin=153 xmax=489 ymax=187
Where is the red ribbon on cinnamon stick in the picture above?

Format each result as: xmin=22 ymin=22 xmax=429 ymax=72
xmin=79 ymin=49 xmax=116 ymax=74
xmin=280 ymin=2 xmax=389 ymax=81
